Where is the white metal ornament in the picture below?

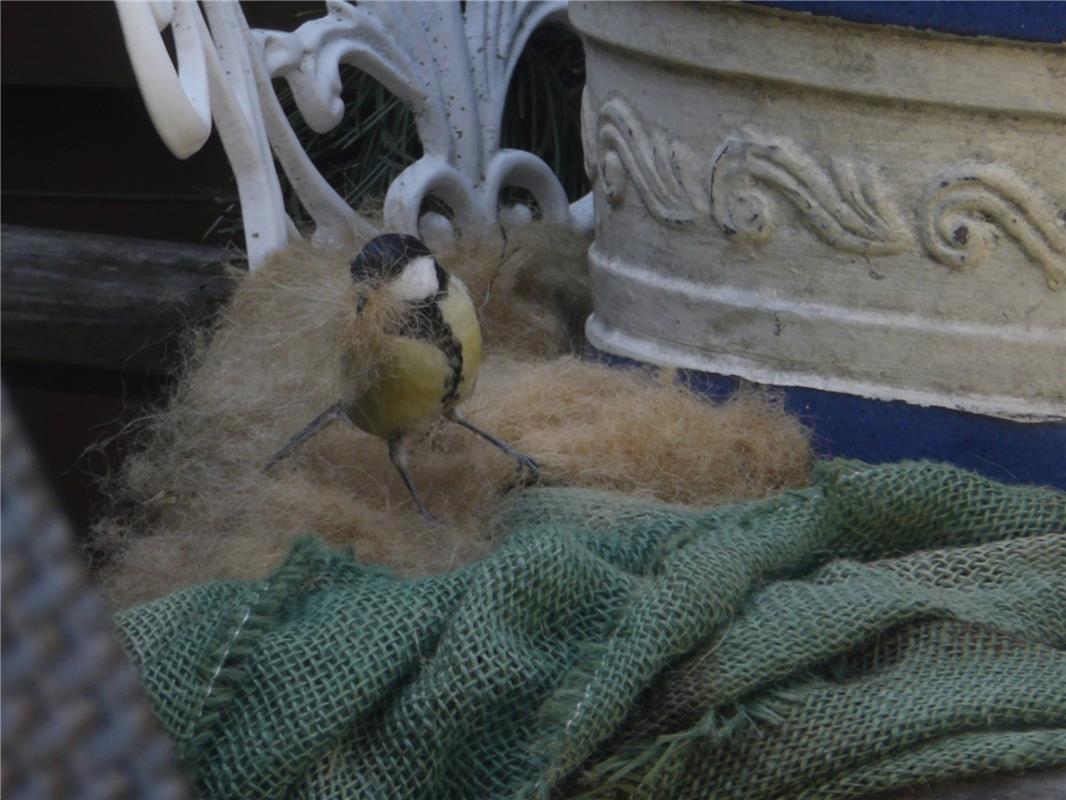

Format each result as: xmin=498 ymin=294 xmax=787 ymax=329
xmin=117 ymin=0 xmax=591 ymax=269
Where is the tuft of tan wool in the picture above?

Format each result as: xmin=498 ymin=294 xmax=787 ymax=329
xmin=92 ymin=225 xmax=811 ymax=608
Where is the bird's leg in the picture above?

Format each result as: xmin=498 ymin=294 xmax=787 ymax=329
xmin=263 ymin=402 xmax=346 ymax=472
xmin=446 ymin=410 xmax=540 ymax=481
xmin=388 ymin=436 xmax=440 ymax=526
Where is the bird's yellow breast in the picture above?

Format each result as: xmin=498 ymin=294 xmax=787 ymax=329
xmin=442 ymin=276 xmax=482 ymax=404
xmin=345 ymin=277 xmax=481 ymax=440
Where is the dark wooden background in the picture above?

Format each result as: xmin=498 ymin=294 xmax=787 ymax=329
xmin=1 ymin=1 xmax=315 ymax=531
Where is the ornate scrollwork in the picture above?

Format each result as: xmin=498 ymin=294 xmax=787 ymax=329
xmin=710 ymin=132 xmax=913 ymax=255
xmin=921 ymin=163 xmax=1066 ymax=290
xmin=587 ymin=94 xmax=1065 ymax=289
xmin=591 ymin=94 xmax=707 ymax=224
xmin=118 ymin=0 xmax=591 ymax=268
xmin=259 ymin=0 xmax=577 ymax=246
xmin=589 ymin=95 xmax=911 ymax=253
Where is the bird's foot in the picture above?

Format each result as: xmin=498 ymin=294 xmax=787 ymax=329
xmin=446 ymin=412 xmax=541 ymax=486
xmin=415 ymin=505 xmax=447 ymax=529
xmin=513 ymin=453 xmax=541 ymax=484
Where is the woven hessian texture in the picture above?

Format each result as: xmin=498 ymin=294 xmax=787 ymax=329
xmin=114 ymin=461 xmax=1066 ymax=798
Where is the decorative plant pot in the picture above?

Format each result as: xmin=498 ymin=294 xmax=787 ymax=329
xmin=572 ymin=1 xmax=1066 ymax=484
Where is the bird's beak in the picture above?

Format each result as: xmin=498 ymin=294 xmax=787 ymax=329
xmin=356 ymin=292 xmax=368 ymax=314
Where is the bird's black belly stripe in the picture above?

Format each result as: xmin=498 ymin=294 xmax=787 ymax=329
xmin=398 ymin=292 xmax=463 ymax=406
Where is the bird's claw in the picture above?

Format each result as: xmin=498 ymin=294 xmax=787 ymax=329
xmin=515 ymin=454 xmax=540 ymax=484
xmin=417 ymin=508 xmax=449 ymax=529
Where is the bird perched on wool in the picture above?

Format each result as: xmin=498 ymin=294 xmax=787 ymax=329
xmin=264 ymin=233 xmax=539 ymax=523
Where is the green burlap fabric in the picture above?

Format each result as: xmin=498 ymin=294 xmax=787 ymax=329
xmin=115 ymin=461 xmax=1066 ymax=798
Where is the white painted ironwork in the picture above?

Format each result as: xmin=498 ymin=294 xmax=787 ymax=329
xmin=117 ymin=0 xmax=591 ymax=269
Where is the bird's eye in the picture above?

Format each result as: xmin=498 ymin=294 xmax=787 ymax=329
xmin=350 ymin=256 xmax=378 ymax=284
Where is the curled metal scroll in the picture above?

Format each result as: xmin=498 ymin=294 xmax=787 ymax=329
xmin=117 ymin=0 xmax=593 ymax=268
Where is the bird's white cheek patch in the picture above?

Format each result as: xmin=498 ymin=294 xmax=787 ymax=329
xmin=390 ymin=256 xmax=439 ymax=302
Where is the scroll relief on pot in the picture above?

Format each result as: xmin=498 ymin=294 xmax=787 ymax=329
xmin=583 ymin=93 xmax=1066 ymax=291
xmin=579 ymin=81 xmax=1066 ymax=421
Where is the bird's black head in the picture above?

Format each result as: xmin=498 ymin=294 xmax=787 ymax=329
xmin=350 ymin=233 xmax=449 ymax=305
xmin=350 ymin=233 xmax=432 ymax=284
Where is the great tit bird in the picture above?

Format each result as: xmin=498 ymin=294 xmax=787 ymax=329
xmin=264 ymin=233 xmax=539 ymax=523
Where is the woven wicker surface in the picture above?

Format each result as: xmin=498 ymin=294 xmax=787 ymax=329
xmin=1 ymin=389 xmax=189 ymax=799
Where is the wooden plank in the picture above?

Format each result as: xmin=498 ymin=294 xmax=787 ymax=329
xmin=1 ymin=225 xmax=237 ymax=375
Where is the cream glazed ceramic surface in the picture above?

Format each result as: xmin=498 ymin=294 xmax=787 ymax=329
xmin=572 ymin=1 xmax=1066 ymax=421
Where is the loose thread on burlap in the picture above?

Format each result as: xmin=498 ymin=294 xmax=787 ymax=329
xmin=200 ymin=590 xmax=263 ymax=716
xmin=565 ymin=680 xmax=596 ymax=735
xmin=533 ymin=662 xmax=598 ymax=796
xmin=181 ymin=540 xmax=329 ymax=761
xmin=184 ymin=585 xmax=266 ymax=753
